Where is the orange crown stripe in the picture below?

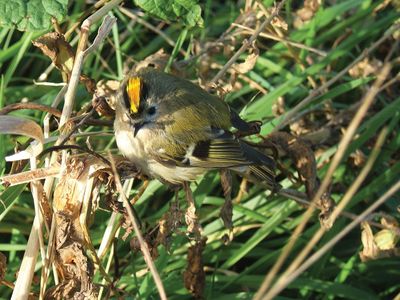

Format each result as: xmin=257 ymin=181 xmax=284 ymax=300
xmin=126 ymin=77 xmax=141 ymax=113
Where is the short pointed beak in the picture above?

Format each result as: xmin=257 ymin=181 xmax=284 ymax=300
xmin=133 ymin=122 xmax=144 ymax=137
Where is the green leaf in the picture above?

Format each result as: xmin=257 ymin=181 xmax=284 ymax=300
xmin=0 ymin=0 xmax=68 ymax=31
xmin=134 ymin=0 xmax=203 ymax=27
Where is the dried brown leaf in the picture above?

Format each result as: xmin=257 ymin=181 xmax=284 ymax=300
xmin=264 ymin=132 xmax=334 ymax=225
xmin=271 ymin=15 xmax=288 ymax=31
xmin=294 ymin=0 xmax=320 ymax=26
xmin=35 ymin=180 xmax=53 ymax=229
xmin=359 ymin=220 xmax=400 ymax=262
xmin=0 ymin=115 xmax=44 ymax=161
xmin=260 ymin=7 xmax=288 ymax=30
xmin=92 ymin=80 xmax=120 ymax=117
xmin=183 ymin=238 xmax=207 ymax=299
xmin=184 ymin=183 xmax=202 ymax=239
xmin=272 ymin=97 xmax=286 ymax=116
xmin=156 ymin=201 xmax=183 ymax=249
xmin=33 ymin=32 xmax=75 ymax=77
xmin=232 ymin=42 xmax=259 ymax=74
xmin=49 ymin=157 xmax=109 ymax=297
xmin=349 ymin=149 xmax=367 ymax=168
xmin=349 ymin=58 xmax=382 ymax=78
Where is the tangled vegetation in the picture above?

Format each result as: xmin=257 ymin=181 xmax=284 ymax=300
xmin=0 ymin=0 xmax=399 ymax=299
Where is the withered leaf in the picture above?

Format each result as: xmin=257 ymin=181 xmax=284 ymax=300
xmin=0 ymin=115 xmax=44 ymax=161
xmin=348 ymin=58 xmax=382 ymax=78
xmin=156 ymin=201 xmax=183 ymax=249
xmin=49 ymin=156 xmax=109 ymax=298
xmin=33 ymin=32 xmax=75 ymax=77
xmin=92 ymin=80 xmax=120 ymax=117
xmin=232 ymin=41 xmax=259 ymax=74
xmin=263 ymin=132 xmax=334 ymax=226
xmin=184 ymin=184 xmax=202 ymax=239
xmin=184 ymin=238 xmax=207 ymax=299
xmin=359 ymin=219 xmax=400 ymax=262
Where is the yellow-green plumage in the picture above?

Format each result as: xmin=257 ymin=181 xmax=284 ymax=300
xmin=114 ymin=68 xmax=276 ymax=188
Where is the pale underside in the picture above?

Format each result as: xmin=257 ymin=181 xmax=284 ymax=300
xmin=115 ymin=123 xmax=210 ymax=183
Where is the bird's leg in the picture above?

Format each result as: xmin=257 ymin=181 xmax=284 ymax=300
xmin=183 ymin=182 xmax=202 ymax=241
xmin=234 ymin=178 xmax=248 ymax=203
xmin=130 ymin=179 xmax=149 ymax=205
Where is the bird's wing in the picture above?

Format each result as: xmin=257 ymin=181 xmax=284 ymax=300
xmin=153 ymin=128 xmax=275 ymax=170
xmin=152 ymin=129 xmax=276 ymax=188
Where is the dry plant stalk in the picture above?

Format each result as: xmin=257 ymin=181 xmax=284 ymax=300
xmin=6 ymin=2 xmax=122 ymax=299
xmin=184 ymin=238 xmax=207 ymax=299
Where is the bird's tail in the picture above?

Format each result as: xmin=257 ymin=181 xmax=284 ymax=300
xmin=247 ymin=164 xmax=280 ymax=191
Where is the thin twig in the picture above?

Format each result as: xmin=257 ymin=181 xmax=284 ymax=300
xmin=39 ymin=145 xmax=111 ymax=166
xmin=108 ymin=152 xmax=167 ymax=300
xmin=0 ymin=103 xmax=62 ymax=117
xmin=210 ymin=0 xmax=287 ymax=84
xmin=233 ymin=23 xmax=327 ymax=56
xmin=254 ymin=62 xmax=391 ymax=300
xmin=59 ymin=109 xmax=95 ymax=146
xmin=60 ymin=0 xmax=122 ymax=126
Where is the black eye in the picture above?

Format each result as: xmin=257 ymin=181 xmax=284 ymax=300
xmin=148 ymin=106 xmax=156 ymax=115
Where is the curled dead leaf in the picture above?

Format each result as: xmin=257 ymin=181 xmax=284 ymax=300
xmin=92 ymin=80 xmax=120 ymax=117
xmin=49 ymin=156 xmax=110 ymax=297
xmin=359 ymin=218 xmax=400 ymax=262
xmin=349 ymin=149 xmax=367 ymax=168
xmin=184 ymin=238 xmax=207 ymax=299
xmin=294 ymin=0 xmax=320 ymax=28
xmin=0 ymin=115 xmax=44 ymax=161
xmin=263 ymin=132 xmax=334 ymax=226
xmin=156 ymin=201 xmax=183 ymax=249
xmin=272 ymin=97 xmax=286 ymax=116
xmin=184 ymin=184 xmax=202 ymax=239
xmin=232 ymin=41 xmax=259 ymax=74
xmin=348 ymin=58 xmax=382 ymax=78
xmin=33 ymin=32 xmax=75 ymax=78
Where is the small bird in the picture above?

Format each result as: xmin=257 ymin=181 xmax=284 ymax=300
xmin=114 ymin=67 xmax=277 ymax=189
